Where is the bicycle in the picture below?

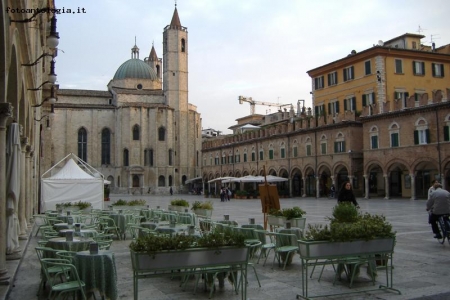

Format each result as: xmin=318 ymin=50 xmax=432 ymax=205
xmin=435 ymin=214 xmax=450 ymax=245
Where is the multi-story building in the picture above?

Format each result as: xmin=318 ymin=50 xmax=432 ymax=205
xmin=1 ymin=0 xmax=58 ymax=284
xmin=42 ymin=6 xmax=202 ymax=195
xmin=201 ymin=33 xmax=450 ymax=200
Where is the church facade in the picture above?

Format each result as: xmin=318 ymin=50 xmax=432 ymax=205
xmin=42 ymin=7 xmax=202 ymax=194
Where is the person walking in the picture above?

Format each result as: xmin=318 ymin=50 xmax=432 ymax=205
xmin=426 ymin=182 xmax=450 ymax=239
xmin=330 ymin=184 xmax=336 ymax=198
xmin=169 ymin=186 xmax=173 ymax=195
xmin=337 ymin=181 xmax=359 ymax=208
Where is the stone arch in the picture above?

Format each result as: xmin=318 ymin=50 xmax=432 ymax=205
xmin=386 ymin=160 xmax=409 ymax=198
xmin=412 ymin=157 xmax=439 ymax=198
xmin=318 ymin=163 xmax=332 ymax=197
xmin=290 ymin=167 xmax=303 ymax=197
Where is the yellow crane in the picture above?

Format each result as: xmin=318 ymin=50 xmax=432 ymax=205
xmin=238 ymin=95 xmax=292 ymax=115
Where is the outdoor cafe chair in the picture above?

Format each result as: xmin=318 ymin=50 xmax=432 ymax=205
xmin=35 ymin=247 xmax=71 ymax=294
xmin=272 ymin=232 xmax=299 ymax=270
xmin=98 ymin=216 xmax=121 ymax=240
xmin=40 ymin=258 xmax=87 ymax=300
xmin=254 ymin=230 xmax=275 ymax=266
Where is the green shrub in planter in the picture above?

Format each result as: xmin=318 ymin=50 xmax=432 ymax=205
xmin=113 ymin=199 xmax=128 ymax=206
xmin=128 ymin=199 xmax=146 ymax=206
xmin=191 ymin=201 xmax=213 ymax=210
xmin=170 ymin=199 xmax=189 ymax=207
xmin=129 ymin=231 xmax=246 ymax=258
xmin=304 ymin=203 xmax=395 ymax=242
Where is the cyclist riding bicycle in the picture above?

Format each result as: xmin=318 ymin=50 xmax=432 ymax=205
xmin=426 ymin=181 xmax=450 ymax=239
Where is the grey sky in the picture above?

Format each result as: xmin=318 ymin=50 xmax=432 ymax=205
xmin=55 ymin=0 xmax=450 ymax=134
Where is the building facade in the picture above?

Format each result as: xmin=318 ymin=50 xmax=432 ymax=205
xmin=1 ymin=0 xmax=57 ymax=284
xmin=201 ymin=33 xmax=450 ymax=200
xmin=41 ymin=7 xmax=202 ymax=195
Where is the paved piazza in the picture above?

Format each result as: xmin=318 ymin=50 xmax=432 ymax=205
xmin=4 ymin=194 xmax=450 ymax=300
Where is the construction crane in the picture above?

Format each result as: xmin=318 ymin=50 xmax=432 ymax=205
xmin=238 ymin=95 xmax=292 ymax=115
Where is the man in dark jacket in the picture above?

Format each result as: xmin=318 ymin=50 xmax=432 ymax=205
xmin=426 ymin=182 xmax=450 ymax=239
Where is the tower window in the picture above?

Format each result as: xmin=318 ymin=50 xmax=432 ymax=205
xmin=181 ymin=39 xmax=185 ymax=52
xmin=137 ymin=84 xmax=143 ymax=89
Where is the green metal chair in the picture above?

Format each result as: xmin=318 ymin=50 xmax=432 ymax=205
xmin=272 ymin=232 xmax=299 ymax=270
xmin=98 ymin=216 xmax=121 ymax=240
xmin=35 ymin=247 xmax=71 ymax=294
xmin=40 ymin=258 xmax=87 ymax=300
xmin=254 ymin=230 xmax=275 ymax=265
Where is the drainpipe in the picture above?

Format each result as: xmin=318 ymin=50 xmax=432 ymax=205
xmin=435 ymin=108 xmax=443 ymax=185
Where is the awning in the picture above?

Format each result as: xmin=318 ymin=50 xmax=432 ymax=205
xmin=185 ymin=177 xmax=203 ymax=184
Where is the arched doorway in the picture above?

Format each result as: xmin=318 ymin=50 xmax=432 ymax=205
xmin=132 ymin=175 xmax=139 ymax=187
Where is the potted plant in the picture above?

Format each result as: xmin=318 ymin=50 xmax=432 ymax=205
xmin=300 ymin=203 xmax=396 ymax=258
xmin=129 ymin=231 xmax=249 ymax=300
xmin=111 ymin=199 xmax=147 ymax=211
xmin=104 ymin=185 xmax=110 ymax=201
xmin=283 ymin=206 xmax=306 ymax=229
xmin=169 ymin=199 xmax=190 ymax=212
xmin=297 ymin=203 xmax=397 ymax=299
xmin=191 ymin=200 xmax=213 ymax=218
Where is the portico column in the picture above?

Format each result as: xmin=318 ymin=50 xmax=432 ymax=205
xmin=441 ymin=174 xmax=446 ymax=190
xmin=363 ymin=174 xmax=369 ymax=199
xmin=384 ymin=174 xmax=390 ymax=199
xmin=0 ymin=103 xmax=13 ymax=284
xmin=18 ymin=136 xmax=28 ymax=239
xmin=302 ymin=177 xmax=306 ymax=197
xmin=25 ymin=147 xmax=32 ymax=225
xmin=315 ymin=176 xmax=320 ymax=198
xmin=288 ymin=178 xmax=292 ymax=197
xmin=410 ymin=174 xmax=416 ymax=200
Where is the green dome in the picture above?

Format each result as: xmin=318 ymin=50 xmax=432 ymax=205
xmin=113 ymin=58 xmax=157 ymax=80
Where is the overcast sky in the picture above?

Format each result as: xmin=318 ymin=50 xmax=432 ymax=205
xmin=55 ymin=0 xmax=450 ymax=134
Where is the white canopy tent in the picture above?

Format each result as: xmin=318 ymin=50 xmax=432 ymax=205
xmin=41 ymin=153 xmax=106 ymax=211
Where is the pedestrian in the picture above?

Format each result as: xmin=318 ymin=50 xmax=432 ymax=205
xmin=227 ymin=188 xmax=231 ymax=201
xmin=428 ymin=179 xmax=440 ymax=200
xmin=426 ymin=181 xmax=450 ymax=239
xmin=169 ymin=186 xmax=173 ymax=195
xmin=337 ymin=181 xmax=359 ymax=208
xmin=220 ymin=188 xmax=225 ymax=202
xmin=330 ymin=184 xmax=336 ymax=198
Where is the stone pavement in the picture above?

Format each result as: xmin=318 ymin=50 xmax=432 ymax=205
xmin=3 ymin=195 xmax=450 ymax=300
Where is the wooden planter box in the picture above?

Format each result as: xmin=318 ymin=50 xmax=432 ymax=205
xmin=298 ymin=237 xmax=395 ymax=259
xmin=111 ymin=205 xmax=147 ymax=211
xmin=290 ymin=217 xmax=306 ymax=229
xmin=168 ymin=205 xmax=189 ymax=213
xmin=130 ymin=246 xmax=249 ymax=300
xmin=296 ymin=237 xmax=398 ymax=299
xmin=267 ymin=215 xmax=287 ymax=227
xmin=193 ymin=209 xmax=212 ymax=218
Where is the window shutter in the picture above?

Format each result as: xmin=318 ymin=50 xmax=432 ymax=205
xmin=344 ymin=99 xmax=348 ymax=111
xmin=328 ymin=103 xmax=331 ymax=115
xmin=414 ymin=93 xmax=418 ymax=101
xmin=315 ymin=106 xmax=319 ymax=116
xmin=413 ymin=61 xmax=416 ymax=74
xmin=343 ymin=69 xmax=347 ymax=81
xmin=414 ymin=130 xmax=419 ymax=145
xmin=322 ymin=104 xmax=326 ymax=116
xmin=334 ymin=142 xmax=338 ymax=153
xmin=352 ymin=97 xmax=356 ymax=110
xmin=372 ymin=92 xmax=375 ymax=103
xmin=362 ymin=94 xmax=367 ymax=107
xmin=327 ymin=74 xmax=331 ymax=86
xmin=335 ymin=72 xmax=338 ymax=84
xmin=336 ymin=101 xmax=340 ymax=113
xmin=394 ymin=92 xmax=398 ymax=100
xmin=351 ymin=66 xmax=354 ymax=79
xmin=444 ymin=126 xmax=450 ymax=141
xmin=432 ymin=63 xmax=436 ymax=76
xmin=405 ymin=92 xmax=409 ymax=99
xmin=314 ymin=78 xmax=318 ymax=90
xmin=422 ymin=62 xmax=425 ymax=75
xmin=342 ymin=141 xmax=346 ymax=152
xmin=441 ymin=64 xmax=445 ymax=77
xmin=426 ymin=129 xmax=430 ymax=144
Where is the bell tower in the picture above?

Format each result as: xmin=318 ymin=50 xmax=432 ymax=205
xmin=163 ymin=5 xmax=188 ymax=111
